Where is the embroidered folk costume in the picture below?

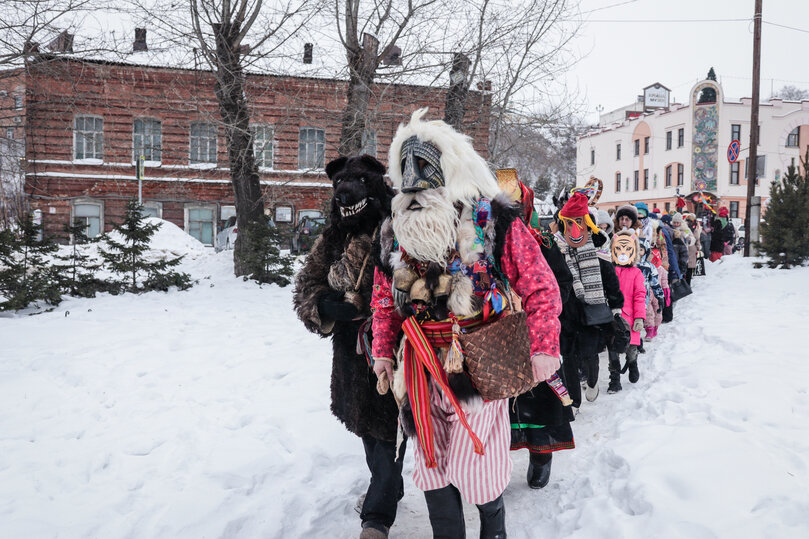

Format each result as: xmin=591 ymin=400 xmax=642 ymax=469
xmin=370 ymin=109 xmax=562 ymax=537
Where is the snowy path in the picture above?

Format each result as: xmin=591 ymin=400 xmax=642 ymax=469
xmin=1 ymin=254 xmax=808 ymax=538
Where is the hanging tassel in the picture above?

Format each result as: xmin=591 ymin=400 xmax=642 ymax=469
xmin=483 ymin=284 xmax=505 ymax=321
xmin=444 ymin=317 xmax=465 ymax=374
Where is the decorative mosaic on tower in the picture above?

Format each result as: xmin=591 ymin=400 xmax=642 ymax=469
xmin=691 ymin=104 xmax=718 ymax=191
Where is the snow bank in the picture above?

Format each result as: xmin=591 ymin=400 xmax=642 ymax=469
xmin=104 ymin=217 xmax=207 ymax=256
xmin=1 ymin=253 xmax=808 ymax=538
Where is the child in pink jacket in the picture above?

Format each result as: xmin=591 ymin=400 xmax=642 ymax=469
xmin=608 ymin=229 xmax=647 ymax=393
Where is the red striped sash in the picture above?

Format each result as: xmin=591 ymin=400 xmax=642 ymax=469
xmin=401 ymin=317 xmax=485 ymax=468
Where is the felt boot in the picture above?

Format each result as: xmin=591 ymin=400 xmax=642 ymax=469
xmin=359 ymin=522 xmax=388 ymax=539
xmin=526 ymin=452 xmax=552 ymax=489
xmin=626 ymin=345 xmax=640 ymax=384
xmin=477 ymin=494 xmax=507 ymax=539
xmin=607 ymin=350 xmax=622 ymax=394
xmin=424 ymin=485 xmax=466 ymax=539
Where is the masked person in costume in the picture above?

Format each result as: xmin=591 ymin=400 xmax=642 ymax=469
xmin=496 ymin=170 xmax=575 ymax=490
xmin=293 ymin=155 xmax=404 ymax=539
xmin=608 ymin=229 xmax=647 ymax=392
xmin=553 ymin=193 xmax=624 ymax=409
xmin=370 ymin=110 xmax=563 ymax=538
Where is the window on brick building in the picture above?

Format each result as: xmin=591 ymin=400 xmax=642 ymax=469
xmin=634 ymin=170 xmax=639 ymax=191
xmin=133 ymin=118 xmax=162 ymax=163
xmin=677 ymin=163 xmax=684 ymax=186
xmin=298 ymin=127 xmax=325 ymax=169
xmin=665 ymin=164 xmax=672 ymax=187
xmin=5 ymin=128 xmax=13 ymax=140
xmin=74 ymin=116 xmax=103 ymax=161
xmin=190 ymin=122 xmax=217 ymax=165
xmin=616 ymin=143 xmax=621 ymax=160
xmin=615 ymin=172 xmax=621 ymax=192
xmin=141 ymin=201 xmax=162 ymax=219
xmin=644 ymin=136 xmax=650 ymax=154
xmin=678 ymin=128 xmax=684 ymax=147
xmin=362 ymin=129 xmax=377 ymax=157
xmin=643 ymin=168 xmax=649 ymax=190
xmin=787 ymin=127 xmax=799 ymax=148
xmin=730 ymin=162 xmax=739 ymax=185
xmin=666 ymin=131 xmax=672 ymax=150
xmin=72 ymin=200 xmax=103 ymax=238
xmin=185 ymin=205 xmax=215 ymax=245
xmin=252 ymin=124 xmax=274 ymax=168
xmin=14 ymin=96 xmax=23 ymax=109
xmin=729 ymin=201 xmax=739 ymax=219
xmin=665 ymin=202 xmax=670 ymax=212
xmin=634 ymin=139 xmax=639 ymax=156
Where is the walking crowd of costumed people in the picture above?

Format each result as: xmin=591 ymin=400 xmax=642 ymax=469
xmin=293 ymin=109 xmax=738 ymax=539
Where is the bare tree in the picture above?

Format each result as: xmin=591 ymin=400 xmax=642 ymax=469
xmin=770 ymin=84 xmax=809 ymax=101
xmin=333 ymin=0 xmax=440 ymax=156
xmin=134 ymin=0 xmax=319 ymax=277
xmin=438 ymin=0 xmax=582 ymax=160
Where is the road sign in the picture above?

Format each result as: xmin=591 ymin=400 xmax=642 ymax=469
xmin=727 ymin=139 xmax=741 ymax=163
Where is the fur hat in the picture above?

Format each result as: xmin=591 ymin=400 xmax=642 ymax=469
xmin=596 ymin=209 xmax=614 ymax=235
xmin=387 ymin=108 xmax=500 ymax=205
xmin=671 ymin=212 xmax=684 ymax=225
xmin=614 ymin=204 xmax=639 ymax=230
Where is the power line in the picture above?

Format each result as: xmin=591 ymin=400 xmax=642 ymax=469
xmin=581 ymin=17 xmax=750 ymax=23
xmin=763 ymin=21 xmax=809 ymax=34
xmin=580 ymin=0 xmax=640 ymax=15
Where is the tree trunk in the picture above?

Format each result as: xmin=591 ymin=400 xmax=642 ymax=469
xmin=213 ymin=22 xmax=265 ymax=277
xmin=444 ymin=53 xmax=471 ymax=131
xmin=339 ymin=33 xmax=379 ymax=157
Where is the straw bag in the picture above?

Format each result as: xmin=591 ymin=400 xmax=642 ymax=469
xmin=460 ymin=295 xmax=537 ymax=401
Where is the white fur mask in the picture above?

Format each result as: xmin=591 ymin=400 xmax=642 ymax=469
xmin=391 ymin=187 xmax=458 ymax=265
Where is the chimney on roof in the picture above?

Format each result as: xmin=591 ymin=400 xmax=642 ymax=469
xmin=303 ymin=43 xmax=313 ymax=64
xmin=47 ymin=30 xmax=74 ymax=53
xmin=383 ymin=45 xmax=402 ymax=66
xmin=133 ymin=28 xmax=147 ymax=52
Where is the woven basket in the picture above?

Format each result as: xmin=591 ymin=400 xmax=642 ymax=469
xmin=460 ymin=311 xmax=536 ymax=400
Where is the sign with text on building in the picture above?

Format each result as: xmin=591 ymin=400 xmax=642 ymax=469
xmin=643 ymin=83 xmax=670 ymax=109
xmin=727 ymin=139 xmax=741 ymax=163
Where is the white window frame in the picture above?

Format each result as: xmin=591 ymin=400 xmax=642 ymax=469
xmin=133 ymin=117 xmax=162 ymax=165
xmin=184 ymin=204 xmax=216 ymax=245
xmin=298 ymin=127 xmax=325 ymax=170
xmin=252 ymin=124 xmax=275 ymax=170
xmin=5 ymin=128 xmax=12 ymax=140
xmin=786 ymin=127 xmax=799 ymax=148
xmin=141 ymin=201 xmax=163 ymax=219
xmin=14 ymin=95 xmax=23 ymax=110
xmin=189 ymin=122 xmax=217 ymax=168
xmin=73 ymin=115 xmax=104 ymax=163
xmin=70 ymin=198 xmax=104 ymax=239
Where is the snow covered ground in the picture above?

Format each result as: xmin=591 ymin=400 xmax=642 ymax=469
xmin=2 ymin=229 xmax=808 ymax=538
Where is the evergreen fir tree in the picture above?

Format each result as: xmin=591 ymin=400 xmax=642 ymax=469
xmin=0 ymin=213 xmax=61 ymax=311
xmin=239 ymin=218 xmax=294 ymax=286
xmin=758 ymin=148 xmax=809 ymax=268
xmin=53 ymin=219 xmax=109 ymax=297
xmin=100 ymin=199 xmax=192 ymax=293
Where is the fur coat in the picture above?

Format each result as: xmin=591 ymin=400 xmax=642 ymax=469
xmin=293 ymin=231 xmax=399 ymax=442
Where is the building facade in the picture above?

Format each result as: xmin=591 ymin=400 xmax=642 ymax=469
xmin=0 ymin=56 xmax=491 ymax=244
xmin=576 ymin=76 xmax=809 ymax=220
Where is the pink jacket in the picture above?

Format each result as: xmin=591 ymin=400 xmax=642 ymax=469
xmin=615 ymin=265 xmax=647 ymax=346
xmin=371 ymin=218 xmax=562 ymax=360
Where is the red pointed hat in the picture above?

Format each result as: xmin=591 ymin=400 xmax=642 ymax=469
xmin=560 ymin=192 xmax=590 ymax=218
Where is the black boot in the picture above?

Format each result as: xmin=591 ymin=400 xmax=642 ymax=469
xmin=607 ymin=350 xmax=622 ymax=394
xmin=526 ymin=452 xmax=552 ymax=489
xmin=626 ymin=345 xmax=640 ymax=384
xmin=424 ymin=485 xmax=466 ymax=539
xmin=477 ymin=494 xmax=506 ymax=539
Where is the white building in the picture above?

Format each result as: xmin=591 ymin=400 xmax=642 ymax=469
xmin=576 ymin=75 xmax=809 ymax=221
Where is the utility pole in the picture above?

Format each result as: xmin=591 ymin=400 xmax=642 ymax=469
xmin=744 ymin=0 xmax=762 ymax=257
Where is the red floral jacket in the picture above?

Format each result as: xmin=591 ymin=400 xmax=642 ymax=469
xmin=371 ymin=218 xmax=562 ymax=359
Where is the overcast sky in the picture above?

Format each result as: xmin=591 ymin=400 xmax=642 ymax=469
xmin=569 ymin=0 xmax=809 ymax=123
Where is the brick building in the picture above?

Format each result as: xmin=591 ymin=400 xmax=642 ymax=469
xmin=1 ymin=55 xmax=491 ymax=244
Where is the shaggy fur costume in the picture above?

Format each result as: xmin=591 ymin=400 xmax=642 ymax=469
xmin=293 ymin=155 xmax=399 ymax=442
xmin=376 ymin=193 xmax=524 ymax=436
